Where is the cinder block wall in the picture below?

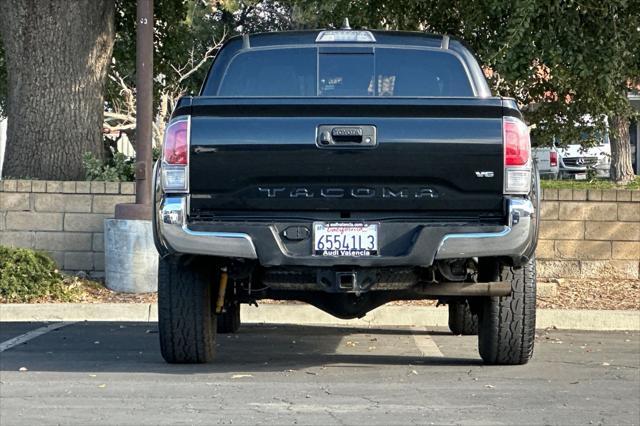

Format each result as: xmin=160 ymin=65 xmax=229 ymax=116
xmin=1 ymin=180 xmax=639 ymax=279
xmin=538 ymin=188 xmax=640 ymax=279
xmin=0 ymin=180 xmax=135 ymax=277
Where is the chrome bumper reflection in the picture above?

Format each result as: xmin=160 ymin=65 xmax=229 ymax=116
xmin=435 ymin=198 xmax=535 ymax=259
xmin=158 ymin=196 xmax=257 ymax=259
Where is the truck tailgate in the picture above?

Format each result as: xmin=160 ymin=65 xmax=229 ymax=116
xmin=185 ymin=97 xmax=509 ymax=216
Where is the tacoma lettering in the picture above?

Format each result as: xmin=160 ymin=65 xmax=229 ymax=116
xmin=257 ymin=187 xmax=439 ymax=199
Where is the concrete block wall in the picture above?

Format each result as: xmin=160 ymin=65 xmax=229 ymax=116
xmin=538 ymin=188 xmax=640 ymax=279
xmin=1 ymin=180 xmax=639 ymax=280
xmin=0 ymin=180 xmax=135 ymax=277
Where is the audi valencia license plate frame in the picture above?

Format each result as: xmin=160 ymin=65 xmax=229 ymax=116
xmin=313 ymin=222 xmax=379 ymax=256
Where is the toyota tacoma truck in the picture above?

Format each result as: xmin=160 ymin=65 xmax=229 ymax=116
xmin=153 ymin=28 xmax=539 ymax=365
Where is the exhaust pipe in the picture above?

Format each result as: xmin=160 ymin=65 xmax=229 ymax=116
xmin=416 ymin=281 xmax=511 ymax=297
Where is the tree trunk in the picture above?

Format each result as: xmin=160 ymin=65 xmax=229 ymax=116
xmin=0 ymin=0 xmax=115 ymax=180
xmin=609 ymin=115 xmax=636 ymax=184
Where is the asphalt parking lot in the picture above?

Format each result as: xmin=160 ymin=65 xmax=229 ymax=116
xmin=0 ymin=322 xmax=638 ymax=425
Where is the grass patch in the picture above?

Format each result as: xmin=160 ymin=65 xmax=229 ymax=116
xmin=541 ymin=176 xmax=640 ymax=190
xmin=0 ymin=246 xmax=96 ymax=303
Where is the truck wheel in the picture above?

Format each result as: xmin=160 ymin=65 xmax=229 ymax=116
xmin=158 ymin=256 xmax=217 ymax=363
xmin=477 ymin=257 xmax=537 ymax=365
xmin=217 ymin=302 xmax=241 ymax=334
xmin=448 ymin=300 xmax=478 ymax=335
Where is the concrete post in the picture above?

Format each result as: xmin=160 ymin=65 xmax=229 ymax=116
xmin=105 ymin=219 xmax=158 ymax=293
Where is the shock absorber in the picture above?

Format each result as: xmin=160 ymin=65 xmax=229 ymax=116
xmin=216 ymin=267 xmax=228 ymax=314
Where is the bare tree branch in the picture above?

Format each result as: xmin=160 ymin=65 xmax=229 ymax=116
xmin=104 ymin=30 xmax=227 ymax=154
xmin=170 ymin=31 xmax=225 ymax=84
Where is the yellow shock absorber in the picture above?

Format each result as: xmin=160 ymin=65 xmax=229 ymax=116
xmin=216 ymin=268 xmax=228 ymax=314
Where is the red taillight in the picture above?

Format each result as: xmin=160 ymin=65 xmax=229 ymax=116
xmin=163 ymin=119 xmax=189 ymax=165
xmin=503 ymin=117 xmax=532 ymax=195
xmin=504 ymin=117 xmax=530 ymax=166
xmin=550 ymin=150 xmax=558 ymax=167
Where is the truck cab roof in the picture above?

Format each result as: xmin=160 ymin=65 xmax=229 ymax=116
xmin=227 ymin=29 xmax=451 ymax=49
xmin=201 ymin=29 xmax=491 ymax=98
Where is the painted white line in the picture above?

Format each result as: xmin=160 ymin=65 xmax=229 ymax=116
xmin=412 ymin=327 xmax=444 ymax=357
xmin=0 ymin=322 xmax=75 ymax=353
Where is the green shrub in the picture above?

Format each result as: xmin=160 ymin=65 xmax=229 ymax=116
xmin=83 ymin=151 xmax=136 ymax=182
xmin=0 ymin=246 xmax=83 ymax=303
xmin=83 ymin=147 xmax=161 ymax=182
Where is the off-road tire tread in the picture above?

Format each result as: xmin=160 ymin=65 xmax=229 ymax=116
xmin=478 ymin=257 xmax=536 ymax=365
xmin=158 ymin=256 xmax=216 ymax=363
xmin=448 ymin=301 xmax=478 ymax=335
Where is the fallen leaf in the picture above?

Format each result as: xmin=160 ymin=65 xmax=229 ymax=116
xmin=231 ymin=374 xmax=253 ymax=379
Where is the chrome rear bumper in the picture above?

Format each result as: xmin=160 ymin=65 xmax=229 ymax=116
xmin=157 ymin=197 xmax=257 ymax=259
xmin=434 ymin=198 xmax=535 ymax=259
xmin=155 ymin=196 xmax=536 ymax=265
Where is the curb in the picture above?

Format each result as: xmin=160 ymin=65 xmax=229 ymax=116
xmin=1 ymin=303 xmax=638 ymax=331
xmin=0 ymin=303 xmax=154 ymax=322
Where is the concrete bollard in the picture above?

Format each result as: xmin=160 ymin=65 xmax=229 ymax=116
xmin=104 ymin=219 xmax=158 ymax=293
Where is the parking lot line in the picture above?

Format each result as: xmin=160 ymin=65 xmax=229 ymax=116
xmin=0 ymin=322 xmax=75 ymax=353
xmin=411 ymin=327 xmax=444 ymax=357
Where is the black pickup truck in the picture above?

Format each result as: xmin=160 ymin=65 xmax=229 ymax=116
xmin=153 ymin=28 xmax=539 ymax=365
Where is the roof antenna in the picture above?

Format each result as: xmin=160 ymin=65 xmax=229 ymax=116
xmin=242 ymin=33 xmax=250 ymax=49
xmin=341 ymin=18 xmax=351 ymax=30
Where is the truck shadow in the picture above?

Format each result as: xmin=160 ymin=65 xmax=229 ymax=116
xmin=0 ymin=322 xmax=482 ymax=374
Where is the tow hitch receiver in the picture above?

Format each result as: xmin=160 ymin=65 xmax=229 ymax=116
xmin=318 ymin=270 xmax=375 ymax=295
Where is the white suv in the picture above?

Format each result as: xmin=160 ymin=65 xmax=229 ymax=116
xmin=558 ymin=133 xmax=611 ymax=179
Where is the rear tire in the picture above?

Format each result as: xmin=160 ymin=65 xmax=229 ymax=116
xmin=158 ymin=256 xmax=217 ymax=364
xmin=477 ymin=257 xmax=537 ymax=365
xmin=448 ymin=300 xmax=478 ymax=335
xmin=217 ymin=302 xmax=241 ymax=334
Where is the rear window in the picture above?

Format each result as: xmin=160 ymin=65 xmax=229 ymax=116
xmin=215 ymin=47 xmax=474 ymax=97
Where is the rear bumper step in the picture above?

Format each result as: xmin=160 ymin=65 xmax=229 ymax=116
xmin=155 ymin=196 xmax=535 ymax=267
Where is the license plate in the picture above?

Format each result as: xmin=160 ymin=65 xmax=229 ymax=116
xmin=575 ymin=173 xmax=587 ymax=180
xmin=313 ymin=222 xmax=378 ymax=256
